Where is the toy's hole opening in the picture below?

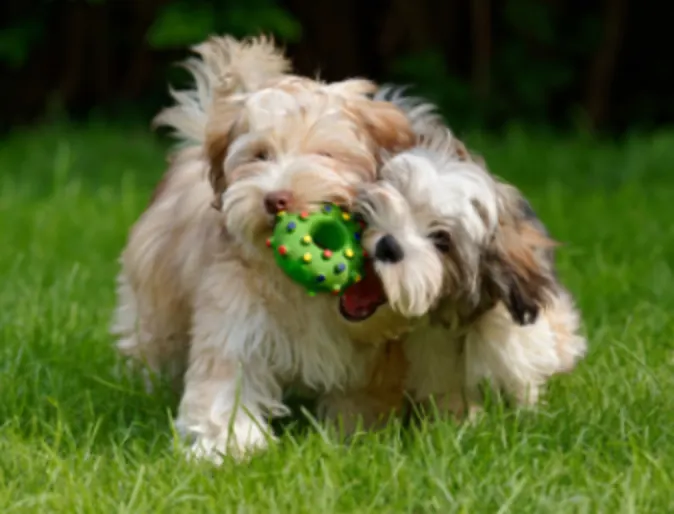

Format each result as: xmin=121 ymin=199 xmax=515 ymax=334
xmin=311 ymin=221 xmax=346 ymax=251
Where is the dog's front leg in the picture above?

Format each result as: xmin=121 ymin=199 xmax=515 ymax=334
xmin=175 ymin=273 xmax=282 ymax=464
xmin=176 ymin=347 xmax=277 ymax=464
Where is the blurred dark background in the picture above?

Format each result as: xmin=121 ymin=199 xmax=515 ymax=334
xmin=0 ymin=0 xmax=670 ymax=135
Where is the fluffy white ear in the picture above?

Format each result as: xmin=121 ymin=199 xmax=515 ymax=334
xmin=482 ymin=185 xmax=558 ymax=325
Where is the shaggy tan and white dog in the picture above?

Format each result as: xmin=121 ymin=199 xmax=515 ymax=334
xmin=111 ymin=36 xmax=417 ymax=463
xmin=351 ymin=91 xmax=587 ymax=418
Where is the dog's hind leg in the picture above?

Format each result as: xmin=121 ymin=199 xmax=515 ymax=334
xmin=465 ymin=303 xmax=563 ymax=407
xmin=465 ymin=291 xmax=586 ymax=408
xmin=175 ymin=265 xmax=284 ymax=463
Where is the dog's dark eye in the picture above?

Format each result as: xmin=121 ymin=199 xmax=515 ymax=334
xmin=252 ymin=149 xmax=270 ymax=161
xmin=429 ymin=230 xmax=452 ymax=253
xmin=317 ymin=151 xmax=333 ymax=158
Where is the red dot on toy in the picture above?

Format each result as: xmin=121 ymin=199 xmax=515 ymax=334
xmin=278 ymin=245 xmax=288 ymax=256
xmin=266 ymin=238 xmax=272 ymax=248
xmin=300 ymin=211 xmax=309 ymax=220
xmin=322 ymin=249 xmax=333 ymax=259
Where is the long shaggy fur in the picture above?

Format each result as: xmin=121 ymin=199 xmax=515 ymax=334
xmin=354 ymin=97 xmax=587 ymax=415
xmin=152 ymin=35 xmax=291 ymax=144
xmin=111 ymin=36 xmax=417 ymax=463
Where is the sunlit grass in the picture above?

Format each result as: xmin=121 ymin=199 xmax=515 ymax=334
xmin=1 ymin=124 xmax=673 ymax=513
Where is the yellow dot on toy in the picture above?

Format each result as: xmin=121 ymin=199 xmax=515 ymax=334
xmin=302 ymin=235 xmax=312 ymax=245
xmin=303 ymin=253 xmax=312 ymax=263
xmin=344 ymin=248 xmax=354 ymax=259
xmin=277 ymin=211 xmax=286 ymax=218
xmin=342 ymin=212 xmax=351 ymax=221
xmin=354 ymin=274 xmax=361 ymax=283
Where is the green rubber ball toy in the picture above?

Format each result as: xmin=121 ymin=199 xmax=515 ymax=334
xmin=266 ymin=203 xmax=366 ymax=296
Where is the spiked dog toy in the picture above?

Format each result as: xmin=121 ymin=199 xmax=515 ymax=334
xmin=266 ymin=203 xmax=366 ymax=296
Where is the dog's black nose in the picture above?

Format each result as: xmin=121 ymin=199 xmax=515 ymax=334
xmin=374 ymin=234 xmax=404 ymax=263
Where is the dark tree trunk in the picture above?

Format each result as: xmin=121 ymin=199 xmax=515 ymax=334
xmin=470 ymin=0 xmax=492 ymax=100
xmin=584 ymin=0 xmax=628 ymax=130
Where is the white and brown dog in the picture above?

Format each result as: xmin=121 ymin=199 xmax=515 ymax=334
xmin=111 ymin=36 xmax=416 ymax=463
xmin=351 ymin=91 xmax=587 ymax=418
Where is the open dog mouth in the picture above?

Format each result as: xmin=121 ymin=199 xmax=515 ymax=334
xmin=339 ymin=259 xmax=387 ymax=322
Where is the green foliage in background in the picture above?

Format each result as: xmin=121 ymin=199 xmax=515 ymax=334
xmin=0 ymin=17 xmax=45 ymax=69
xmin=389 ymin=0 xmax=602 ymax=129
xmin=147 ymin=0 xmax=302 ymax=49
xmin=0 ymin=0 xmax=301 ymax=70
xmin=0 ymin=0 xmax=665 ymax=131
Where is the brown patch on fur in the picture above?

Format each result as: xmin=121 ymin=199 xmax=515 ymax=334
xmin=346 ymin=100 xmax=416 ymax=156
xmin=453 ymin=139 xmax=472 ymax=161
xmin=359 ymin=339 xmax=409 ymax=415
xmin=204 ymin=102 xmax=247 ymax=210
xmin=484 ymin=232 xmax=555 ymax=324
xmin=483 ymin=187 xmax=559 ymax=324
xmin=499 ymin=221 xmax=558 ymax=280
xmin=445 ymin=135 xmax=485 ymax=167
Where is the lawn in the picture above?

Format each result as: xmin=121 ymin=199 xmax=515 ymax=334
xmin=1 ymin=123 xmax=673 ymax=513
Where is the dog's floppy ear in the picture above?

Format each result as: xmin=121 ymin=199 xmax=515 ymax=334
xmin=482 ymin=185 xmax=558 ymax=325
xmin=204 ymin=100 xmax=245 ymax=210
xmin=347 ymin=98 xmax=416 ymax=155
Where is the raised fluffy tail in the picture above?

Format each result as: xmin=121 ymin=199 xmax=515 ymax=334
xmin=153 ymin=35 xmax=291 ymax=144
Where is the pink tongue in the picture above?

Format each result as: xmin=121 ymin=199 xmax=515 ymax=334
xmin=340 ymin=260 xmax=386 ymax=319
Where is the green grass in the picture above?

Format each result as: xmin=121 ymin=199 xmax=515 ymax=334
xmin=1 ymin=123 xmax=674 ymax=513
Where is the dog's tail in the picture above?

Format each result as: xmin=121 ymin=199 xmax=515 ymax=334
xmin=153 ymin=35 xmax=291 ymax=145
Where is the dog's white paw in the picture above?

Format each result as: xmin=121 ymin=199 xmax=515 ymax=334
xmin=182 ymin=416 xmax=273 ymax=465
xmin=510 ymin=383 xmax=543 ymax=408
